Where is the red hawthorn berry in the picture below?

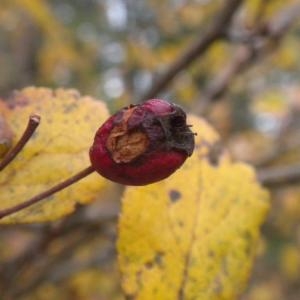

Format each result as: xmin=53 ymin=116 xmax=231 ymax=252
xmin=89 ymin=99 xmax=195 ymax=185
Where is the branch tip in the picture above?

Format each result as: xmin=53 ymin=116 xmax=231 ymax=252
xmin=0 ymin=114 xmax=41 ymax=171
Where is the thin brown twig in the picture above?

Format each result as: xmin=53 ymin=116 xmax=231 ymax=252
xmin=0 ymin=114 xmax=40 ymax=171
xmin=48 ymin=244 xmax=116 ymax=283
xmin=0 ymin=165 xmax=95 ymax=220
xmin=140 ymin=0 xmax=244 ymax=101
xmin=196 ymin=3 xmax=300 ymax=114
xmin=201 ymin=45 xmax=256 ymax=107
xmin=257 ymin=163 xmax=300 ymax=187
xmin=0 ymin=203 xmax=118 ymax=298
xmin=10 ymin=223 xmax=115 ymax=299
xmin=254 ymin=116 xmax=300 ymax=168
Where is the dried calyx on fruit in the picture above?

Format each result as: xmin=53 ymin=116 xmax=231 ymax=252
xmin=90 ymin=99 xmax=195 ymax=185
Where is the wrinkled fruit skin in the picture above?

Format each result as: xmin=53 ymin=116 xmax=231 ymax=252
xmin=89 ymin=99 xmax=195 ymax=185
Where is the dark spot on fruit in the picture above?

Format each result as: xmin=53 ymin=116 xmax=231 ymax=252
xmin=169 ymin=189 xmax=182 ymax=202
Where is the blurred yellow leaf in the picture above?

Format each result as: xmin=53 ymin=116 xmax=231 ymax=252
xmin=200 ymin=41 xmax=231 ymax=75
xmin=252 ymin=90 xmax=288 ymax=116
xmin=244 ymin=0 xmax=290 ymax=27
xmin=13 ymin=0 xmax=60 ymax=35
xmin=0 ymin=87 xmax=112 ymax=224
xmin=280 ymin=245 xmax=300 ymax=281
xmin=68 ymin=267 xmax=123 ymax=300
xmin=118 ymin=116 xmax=270 ymax=300
xmin=178 ymin=4 xmax=205 ymax=29
xmin=271 ymin=37 xmax=300 ymax=70
xmin=126 ymin=41 xmax=159 ymax=71
xmin=245 ymin=280 xmax=283 ymax=300
xmin=274 ymin=187 xmax=300 ymax=235
xmin=8 ymin=0 xmax=91 ymax=84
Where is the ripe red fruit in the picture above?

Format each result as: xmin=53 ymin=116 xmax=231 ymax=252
xmin=89 ymin=99 xmax=195 ymax=185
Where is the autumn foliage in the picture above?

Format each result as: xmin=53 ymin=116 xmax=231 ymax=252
xmin=0 ymin=87 xmax=269 ymax=299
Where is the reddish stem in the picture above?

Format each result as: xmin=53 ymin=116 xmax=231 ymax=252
xmin=0 ymin=114 xmax=40 ymax=171
xmin=0 ymin=165 xmax=95 ymax=220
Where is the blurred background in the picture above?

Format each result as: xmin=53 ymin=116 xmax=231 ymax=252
xmin=0 ymin=0 xmax=300 ymax=299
